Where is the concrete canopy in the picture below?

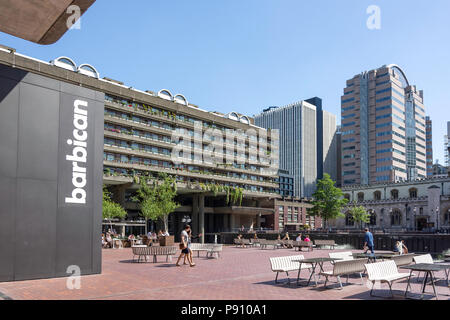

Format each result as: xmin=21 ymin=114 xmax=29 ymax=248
xmin=0 ymin=0 xmax=96 ymax=45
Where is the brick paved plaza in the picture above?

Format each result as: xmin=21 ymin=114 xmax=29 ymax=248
xmin=0 ymin=246 xmax=449 ymax=300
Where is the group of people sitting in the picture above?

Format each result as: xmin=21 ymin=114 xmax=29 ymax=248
xmin=278 ymin=232 xmax=311 ymax=248
xmin=394 ymin=240 xmax=409 ymax=254
xmin=102 ymin=232 xmax=114 ymax=249
xmin=102 ymin=229 xmax=171 ymax=249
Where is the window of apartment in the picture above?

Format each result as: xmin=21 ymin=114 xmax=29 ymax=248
xmin=345 ymin=213 xmax=354 ymax=226
xmin=409 ymin=188 xmax=418 ymax=199
xmin=278 ymin=206 xmax=285 ymax=229
xmin=287 ymin=207 xmax=292 ymax=222
xmin=391 ymin=209 xmax=402 ymax=226
xmin=391 ymin=189 xmax=399 ymax=200
xmin=373 ymin=191 xmax=382 ymax=201
xmin=357 ymin=192 xmax=365 ymax=202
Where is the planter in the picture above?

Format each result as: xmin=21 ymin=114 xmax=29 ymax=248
xmin=159 ymin=236 xmax=174 ymax=247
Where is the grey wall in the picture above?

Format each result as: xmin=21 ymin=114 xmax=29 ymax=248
xmin=0 ymin=64 xmax=104 ymax=282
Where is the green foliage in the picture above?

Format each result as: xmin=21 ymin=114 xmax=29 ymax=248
xmin=348 ymin=203 xmax=370 ymax=229
xmin=197 ymin=182 xmax=243 ymax=206
xmin=102 ymin=187 xmax=127 ymax=221
xmin=308 ymin=173 xmax=348 ymax=228
xmin=134 ymin=173 xmax=180 ymax=233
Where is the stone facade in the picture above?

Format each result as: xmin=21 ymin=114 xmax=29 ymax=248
xmin=329 ymin=177 xmax=450 ymax=232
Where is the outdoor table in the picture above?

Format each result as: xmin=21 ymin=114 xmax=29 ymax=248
xmin=434 ymin=262 xmax=450 ymax=285
xmin=293 ymin=257 xmax=342 ymax=287
xmin=401 ymin=263 xmax=450 ymax=300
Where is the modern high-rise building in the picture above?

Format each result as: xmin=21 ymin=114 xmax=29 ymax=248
xmin=336 ymin=125 xmax=342 ymax=187
xmin=254 ymin=98 xmax=337 ymax=198
xmin=426 ymin=116 xmax=433 ymax=177
xmin=446 ymin=121 xmax=450 ymax=168
xmin=341 ymin=64 xmax=427 ymax=186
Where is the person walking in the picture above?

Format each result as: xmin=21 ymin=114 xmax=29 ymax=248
xmin=186 ymin=228 xmax=202 ymax=266
xmin=363 ymin=228 xmax=374 ymax=254
xmin=176 ymin=225 xmax=193 ymax=267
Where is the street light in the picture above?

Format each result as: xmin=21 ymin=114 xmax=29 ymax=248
xmin=436 ymin=207 xmax=440 ymax=231
xmin=413 ymin=207 xmax=417 ymax=231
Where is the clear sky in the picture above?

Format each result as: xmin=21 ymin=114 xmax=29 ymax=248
xmin=1 ymin=0 xmax=449 ymax=163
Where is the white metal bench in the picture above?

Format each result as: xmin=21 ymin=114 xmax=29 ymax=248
xmin=365 ymin=260 xmax=412 ymax=298
xmin=269 ymin=255 xmax=313 ymax=284
xmin=329 ymin=251 xmax=354 ymax=261
xmin=190 ymin=243 xmax=223 ymax=258
xmin=320 ymin=258 xmax=366 ymax=289
xmin=390 ymin=253 xmax=415 ymax=267
xmin=132 ymin=246 xmax=177 ymax=263
xmin=206 ymin=244 xmax=223 ymax=259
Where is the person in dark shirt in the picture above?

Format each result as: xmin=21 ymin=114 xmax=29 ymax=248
xmin=363 ymin=228 xmax=374 ymax=254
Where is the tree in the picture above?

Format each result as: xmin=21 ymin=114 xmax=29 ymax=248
xmin=348 ymin=203 xmax=371 ymax=230
xmin=134 ymin=173 xmax=180 ymax=234
xmin=308 ymin=173 xmax=349 ymax=229
xmin=102 ymin=186 xmax=127 ymax=232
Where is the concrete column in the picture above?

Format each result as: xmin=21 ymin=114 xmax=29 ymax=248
xmin=230 ymin=214 xmax=236 ymax=232
xmin=199 ymin=194 xmax=205 ymax=244
xmin=208 ymin=213 xmax=214 ymax=234
xmin=256 ymin=214 xmax=261 ymax=229
xmin=192 ymin=195 xmax=199 ymax=235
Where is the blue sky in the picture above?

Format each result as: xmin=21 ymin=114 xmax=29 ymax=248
xmin=1 ymin=0 xmax=449 ymax=162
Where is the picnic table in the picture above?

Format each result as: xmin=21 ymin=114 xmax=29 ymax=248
xmin=294 ymin=257 xmax=342 ymax=287
xmin=401 ymin=263 xmax=450 ymax=300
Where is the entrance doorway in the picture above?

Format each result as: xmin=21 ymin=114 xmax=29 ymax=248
xmin=416 ymin=218 xmax=428 ymax=231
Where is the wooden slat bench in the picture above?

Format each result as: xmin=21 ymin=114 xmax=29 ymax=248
xmin=314 ymin=240 xmax=337 ymax=250
xmin=132 ymin=245 xmax=177 ymax=263
xmin=364 ymin=260 xmax=412 ymax=298
xmin=293 ymin=241 xmax=313 ymax=252
xmin=260 ymin=239 xmax=279 ymax=250
xmin=320 ymin=258 xmax=367 ymax=289
xmin=270 ymin=255 xmax=313 ymax=284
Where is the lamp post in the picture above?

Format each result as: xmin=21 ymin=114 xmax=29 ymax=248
xmin=436 ymin=206 xmax=440 ymax=232
xmin=413 ymin=207 xmax=417 ymax=231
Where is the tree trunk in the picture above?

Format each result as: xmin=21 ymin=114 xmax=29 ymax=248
xmin=145 ymin=218 xmax=148 ymax=236
xmin=163 ymin=215 xmax=169 ymax=234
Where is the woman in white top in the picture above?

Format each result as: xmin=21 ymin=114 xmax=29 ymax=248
xmin=176 ymin=225 xmax=194 ymax=267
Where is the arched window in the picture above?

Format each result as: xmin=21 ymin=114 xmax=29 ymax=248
xmin=77 ymin=64 xmax=99 ymax=78
xmin=357 ymin=192 xmax=365 ymax=202
xmin=345 ymin=212 xmax=354 ymax=226
xmin=369 ymin=210 xmax=377 ymax=226
xmin=409 ymin=188 xmax=418 ymax=199
xmin=373 ymin=191 xmax=381 ymax=201
xmin=391 ymin=209 xmax=402 ymax=226
xmin=344 ymin=194 xmax=351 ymax=201
xmin=391 ymin=189 xmax=399 ymax=200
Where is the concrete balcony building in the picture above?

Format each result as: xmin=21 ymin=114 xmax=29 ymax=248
xmin=0 ymin=47 xmax=286 ymax=240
